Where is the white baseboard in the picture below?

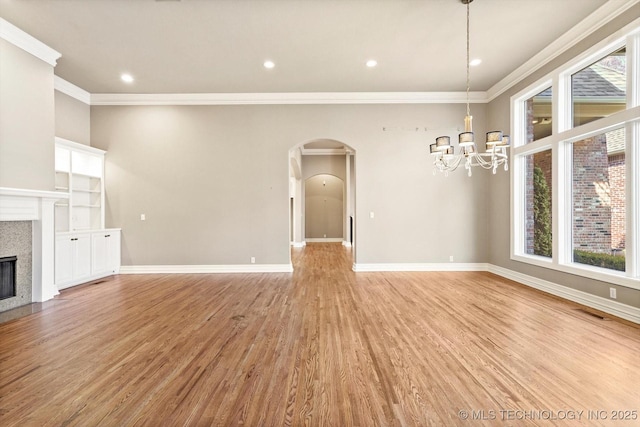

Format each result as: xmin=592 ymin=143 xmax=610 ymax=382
xmin=342 ymin=241 xmax=352 ymax=247
xmin=352 ymin=263 xmax=489 ymax=272
xmin=487 ymin=265 xmax=640 ymax=324
xmin=291 ymin=241 xmax=306 ymax=248
xmin=119 ymin=264 xmax=294 ymax=274
xmin=305 ymin=238 xmax=343 ymax=243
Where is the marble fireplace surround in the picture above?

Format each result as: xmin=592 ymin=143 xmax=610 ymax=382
xmin=0 ymin=187 xmax=68 ymax=303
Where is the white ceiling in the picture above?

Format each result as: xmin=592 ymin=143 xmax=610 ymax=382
xmin=0 ymin=0 xmax=615 ymax=94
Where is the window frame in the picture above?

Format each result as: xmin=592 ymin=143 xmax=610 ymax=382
xmin=511 ymin=19 xmax=640 ymax=290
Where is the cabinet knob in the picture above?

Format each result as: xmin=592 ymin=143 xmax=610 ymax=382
xmin=105 ymin=235 xmax=110 ymax=238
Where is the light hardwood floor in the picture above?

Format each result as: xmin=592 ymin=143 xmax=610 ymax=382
xmin=1 ymin=243 xmax=639 ymax=426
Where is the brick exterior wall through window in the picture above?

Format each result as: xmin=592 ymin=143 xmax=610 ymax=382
xmin=608 ymin=153 xmax=625 ymax=251
xmin=572 ymin=134 xmax=612 ymax=254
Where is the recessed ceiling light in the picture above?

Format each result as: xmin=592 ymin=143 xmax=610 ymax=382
xmin=366 ymin=59 xmax=378 ymax=68
xmin=121 ymin=73 xmax=134 ymax=83
xmin=263 ymin=60 xmax=275 ymax=69
xmin=469 ymin=58 xmax=482 ymax=66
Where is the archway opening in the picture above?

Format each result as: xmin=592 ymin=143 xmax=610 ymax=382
xmin=288 ymin=139 xmax=356 ymax=267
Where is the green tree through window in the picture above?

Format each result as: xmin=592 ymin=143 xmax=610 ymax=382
xmin=533 ymin=166 xmax=552 ymax=257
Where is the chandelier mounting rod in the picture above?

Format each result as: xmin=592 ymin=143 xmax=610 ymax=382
xmin=428 ymin=0 xmax=509 ymax=177
xmin=465 ymin=0 xmax=470 ymax=118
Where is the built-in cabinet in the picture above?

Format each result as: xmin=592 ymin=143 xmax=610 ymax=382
xmin=54 ymin=138 xmax=121 ymax=290
xmin=55 ymin=229 xmax=121 ymax=289
xmin=55 ymin=232 xmax=92 ymax=286
xmin=91 ymin=230 xmax=121 ymax=277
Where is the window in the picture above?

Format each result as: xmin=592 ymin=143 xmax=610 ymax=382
xmin=572 ymin=47 xmax=626 ymax=127
xmin=526 ymin=87 xmax=552 ymax=142
xmin=525 ymin=150 xmax=552 ymax=257
xmin=572 ymin=129 xmax=625 ymax=271
xmin=511 ymin=22 xmax=640 ymax=289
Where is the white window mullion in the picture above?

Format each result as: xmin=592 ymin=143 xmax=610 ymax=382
xmin=552 ymin=71 xmax=566 ymax=267
xmin=552 ymin=74 xmax=561 ymax=136
xmin=556 ymin=71 xmax=572 ymax=134
xmin=625 ymin=33 xmax=638 ymax=278
xmin=552 ymin=139 xmax=561 ymax=266
xmin=628 ymin=31 xmax=640 ymax=109
xmin=627 ymin=120 xmax=639 ymax=278
xmin=510 ymin=154 xmax=522 ymax=257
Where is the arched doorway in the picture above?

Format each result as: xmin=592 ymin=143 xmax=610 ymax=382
xmin=288 ymin=139 xmax=356 ymax=265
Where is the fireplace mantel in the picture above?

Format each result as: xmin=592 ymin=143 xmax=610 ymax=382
xmin=0 ymin=187 xmax=69 ymax=302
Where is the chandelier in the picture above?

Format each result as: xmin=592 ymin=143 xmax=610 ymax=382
xmin=430 ymin=0 xmax=509 ymax=177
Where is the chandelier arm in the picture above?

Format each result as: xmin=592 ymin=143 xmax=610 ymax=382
xmin=474 ymin=154 xmax=494 ymax=168
xmin=440 ymin=154 xmax=464 ymax=172
xmin=470 ymin=155 xmax=494 ymax=169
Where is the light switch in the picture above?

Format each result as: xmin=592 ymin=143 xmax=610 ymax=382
xmin=370 ymin=212 xmax=375 ymax=219
xmin=140 ymin=214 xmax=146 ymax=221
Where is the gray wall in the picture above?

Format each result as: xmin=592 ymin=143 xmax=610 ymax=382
xmin=305 ymin=174 xmax=343 ymax=239
xmin=0 ymin=39 xmax=55 ymax=191
xmin=90 ymin=103 xmax=490 ymax=267
xmin=486 ymin=12 xmax=640 ymax=309
xmin=302 ymin=155 xmax=346 ymax=181
xmin=55 ymin=90 xmax=90 ymax=145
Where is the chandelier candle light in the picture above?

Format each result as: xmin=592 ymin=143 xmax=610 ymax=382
xmin=430 ymin=0 xmax=509 ymax=177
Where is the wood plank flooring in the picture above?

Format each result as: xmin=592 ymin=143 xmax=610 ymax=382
xmin=1 ymin=243 xmax=639 ymax=426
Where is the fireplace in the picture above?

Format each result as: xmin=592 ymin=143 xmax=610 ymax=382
xmin=0 ymin=187 xmax=68 ymax=312
xmin=0 ymin=256 xmax=17 ymax=300
xmin=0 ymin=221 xmax=32 ymax=312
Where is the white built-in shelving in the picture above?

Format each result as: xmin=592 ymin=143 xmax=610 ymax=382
xmin=55 ymin=137 xmax=106 ymax=232
xmin=54 ymin=137 xmax=120 ymax=289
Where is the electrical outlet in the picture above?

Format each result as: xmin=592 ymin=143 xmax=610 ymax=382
xmin=449 ymin=255 xmax=454 ymax=262
xmin=370 ymin=211 xmax=375 ymax=219
xmin=250 ymin=257 xmax=256 ymax=264
xmin=140 ymin=214 xmax=146 ymax=221
xmin=609 ymin=287 xmax=617 ymax=299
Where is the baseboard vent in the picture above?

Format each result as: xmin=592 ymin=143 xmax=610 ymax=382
xmin=575 ymin=308 xmax=609 ymax=320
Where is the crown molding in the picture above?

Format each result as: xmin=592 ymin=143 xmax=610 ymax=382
xmin=90 ymin=91 xmax=489 ymax=106
xmin=54 ymin=76 xmax=91 ymax=105
xmin=0 ymin=18 xmax=61 ymax=67
xmin=487 ymin=0 xmax=640 ymax=102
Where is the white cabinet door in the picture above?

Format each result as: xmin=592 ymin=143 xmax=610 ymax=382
xmin=91 ymin=232 xmax=108 ymax=275
xmin=55 ymin=235 xmax=73 ymax=284
xmin=106 ymin=231 xmax=121 ymax=273
xmin=56 ymin=232 xmax=91 ymax=287
xmin=92 ymin=230 xmax=121 ymax=276
xmin=73 ymin=234 xmax=92 ymax=281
